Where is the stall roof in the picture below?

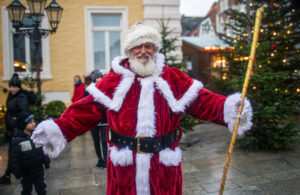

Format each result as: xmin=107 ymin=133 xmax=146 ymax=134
xmin=181 ymin=36 xmax=229 ymax=48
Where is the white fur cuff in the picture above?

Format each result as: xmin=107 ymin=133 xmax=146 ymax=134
xmin=159 ymin=147 xmax=182 ymax=166
xmin=32 ymin=119 xmax=67 ymax=158
xmin=224 ymin=93 xmax=253 ymax=136
xmin=109 ymin=146 xmax=133 ymax=166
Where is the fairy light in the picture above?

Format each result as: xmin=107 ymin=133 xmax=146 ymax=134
xmin=285 ymin=90 xmax=288 ymax=93
xmin=273 ymin=32 xmax=277 ymax=36
xmin=282 ymin=59 xmax=287 ymax=63
xmin=250 ymin=3 xmax=253 ymax=6
xmin=297 ymin=88 xmax=300 ymax=93
xmin=289 ymin=23 xmax=293 ymax=26
xmin=253 ymin=86 xmax=256 ymax=90
xmin=292 ymin=9 xmax=295 ymax=12
xmin=287 ymin=30 xmax=291 ymax=34
xmin=260 ymin=29 xmax=264 ymax=32
xmin=259 ymin=64 xmax=262 ymax=68
xmin=222 ymin=73 xmax=227 ymax=80
xmin=295 ymin=69 xmax=298 ymax=73
xmin=275 ymin=88 xmax=278 ymax=92
xmin=271 ymin=53 xmax=274 ymax=57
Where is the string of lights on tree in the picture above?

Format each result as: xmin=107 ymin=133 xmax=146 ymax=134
xmin=212 ymin=0 xmax=299 ymax=94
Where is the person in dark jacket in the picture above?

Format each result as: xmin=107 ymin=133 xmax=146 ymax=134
xmin=0 ymin=73 xmax=29 ymax=185
xmin=89 ymin=70 xmax=108 ymax=168
xmin=10 ymin=111 xmax=50 ymax=195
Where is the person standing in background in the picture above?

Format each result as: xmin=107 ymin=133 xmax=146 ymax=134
xmin=0 ymin=73 xmax=29 ymax=185
xmin=71 ymin=75 xmax=85 ymax=103
xmin=90 ymin=70 xmax=108 ymax=168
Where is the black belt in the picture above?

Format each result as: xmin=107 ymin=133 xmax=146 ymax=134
xmin=110 ymin=129 xmax=177 ymax=153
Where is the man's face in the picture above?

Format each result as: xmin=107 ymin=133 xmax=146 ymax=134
xmin=26 ymin=119 xmax=36 ymax=131
xmin=130 ymin=43 xmax=155 ymax=64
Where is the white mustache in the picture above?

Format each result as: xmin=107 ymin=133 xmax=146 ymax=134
xmin=136 ymin=53 xmax=152 ymax=58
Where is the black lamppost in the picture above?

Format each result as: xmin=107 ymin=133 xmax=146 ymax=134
xmin=7 ymin=0 xmax=63 ymax=99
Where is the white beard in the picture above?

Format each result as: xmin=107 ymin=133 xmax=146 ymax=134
xmin=129 ymin=55 xmax=156 ymax=77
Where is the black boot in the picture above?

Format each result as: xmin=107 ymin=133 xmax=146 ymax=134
xmin=0 ymin=175 xmax=11 ymax=185
xmin=96 ymin=160 xmax=103 ymax=168
xmin=102 ymin=160 xmax=107 ymax=169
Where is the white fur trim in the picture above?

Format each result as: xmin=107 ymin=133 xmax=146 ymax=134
xmin=135 ymin=76 xmax=156 ymax=195
xmin=86 ymin=77 xmax=134 ymax=112
xmin=111 ymin=56 xmax=135 ymax=77
xmin=224 ymin=93 xmax=253 ymax=135
xmin=136 ymin=77 xmax=156 ymax=137
xmin=109 ymin=146 xmax=133 ymax=166
xmin=124 ymin=22 xmax=161 ymax=56
xmin=159 ymin=147 xmax=182 ymax=166
xmin=136 ymin=153 xmax=152 ymax=195
xmin=31 ymin=119 xmax=67 ymax=158
xmin=155 ymin=78 xmax=203 ymax=113
xmin=153 ymin=53 xmax=165 ymax=77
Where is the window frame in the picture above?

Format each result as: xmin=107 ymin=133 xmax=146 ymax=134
xmin=85 ymin=6 xmax=128 ymax=74
xmin=2 ymin=6 xmax=52 ymax=81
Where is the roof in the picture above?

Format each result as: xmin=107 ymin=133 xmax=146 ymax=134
xmin=181 ymin=36 xmax=229 ymax=48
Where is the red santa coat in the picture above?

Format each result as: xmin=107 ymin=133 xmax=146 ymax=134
xmin=71 ymin=81 xmax=85 ymax=103
xmin=54 ymin=53 xmax=228 ymax=195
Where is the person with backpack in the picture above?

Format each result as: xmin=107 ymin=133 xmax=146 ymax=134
xmin=0 ymin=73 xmax=30 ymax=185
xmin=10 ymin=111 xmax=50 ymax=195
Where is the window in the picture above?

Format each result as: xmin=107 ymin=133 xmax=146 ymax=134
xmin=2 ymin=7 xmax=52 ymax=80
xmin=85 ymin=7 xmax=128 ymax=74
xmin=12 ymin=15 xmax=43 ymax=73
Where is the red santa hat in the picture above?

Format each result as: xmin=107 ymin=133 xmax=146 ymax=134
xmin=124 ymin=22 xmax=162 ymax=56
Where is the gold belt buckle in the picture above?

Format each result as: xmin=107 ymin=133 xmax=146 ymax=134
xmin=137 ymin=136 xmax=148 ymax=154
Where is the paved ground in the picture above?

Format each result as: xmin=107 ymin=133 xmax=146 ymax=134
xmin=1 ymin=122 xmax=300 ymax=195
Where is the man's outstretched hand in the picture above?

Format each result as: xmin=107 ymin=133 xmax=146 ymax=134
xmin=31 ymin=119 xmax=67 ymax=158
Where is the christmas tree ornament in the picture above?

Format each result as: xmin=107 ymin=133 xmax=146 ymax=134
xmin=273 ymin=3 xmax=279 ymax=8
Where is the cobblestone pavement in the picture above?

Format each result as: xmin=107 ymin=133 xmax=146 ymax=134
xmin=1 ymin=122 xmax=300 ymax=195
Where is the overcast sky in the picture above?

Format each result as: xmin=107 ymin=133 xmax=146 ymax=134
xmin=180 ymin=0 xmax=217 ymax=17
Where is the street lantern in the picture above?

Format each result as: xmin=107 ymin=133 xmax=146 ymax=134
xmin=7 ymin=0 xmax=26 ymax=29
xmin=46 ymin=0 xmax=63 ymax=32
xmin=27 ymin=0 xmax=47 ymax=16
xmin=6 ymin=0 xmax=63 ymax=108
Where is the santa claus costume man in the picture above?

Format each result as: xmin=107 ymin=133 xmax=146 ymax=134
xmin=32 ymin=22 xmax=252 ymax=195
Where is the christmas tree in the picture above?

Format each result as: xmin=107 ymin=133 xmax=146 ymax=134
xmin=207 ymin=0 xmax=300 ymax=150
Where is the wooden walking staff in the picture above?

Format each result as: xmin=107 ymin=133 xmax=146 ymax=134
xmin=218 ymin=7 xmax=264 ymax=195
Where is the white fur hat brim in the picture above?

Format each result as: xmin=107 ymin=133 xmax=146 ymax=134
xmin=124 ymin=22 xmax=162 ymax=56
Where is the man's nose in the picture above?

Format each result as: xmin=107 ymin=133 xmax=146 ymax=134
xmin=140 ymin=45 xmax=146 ymax=53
